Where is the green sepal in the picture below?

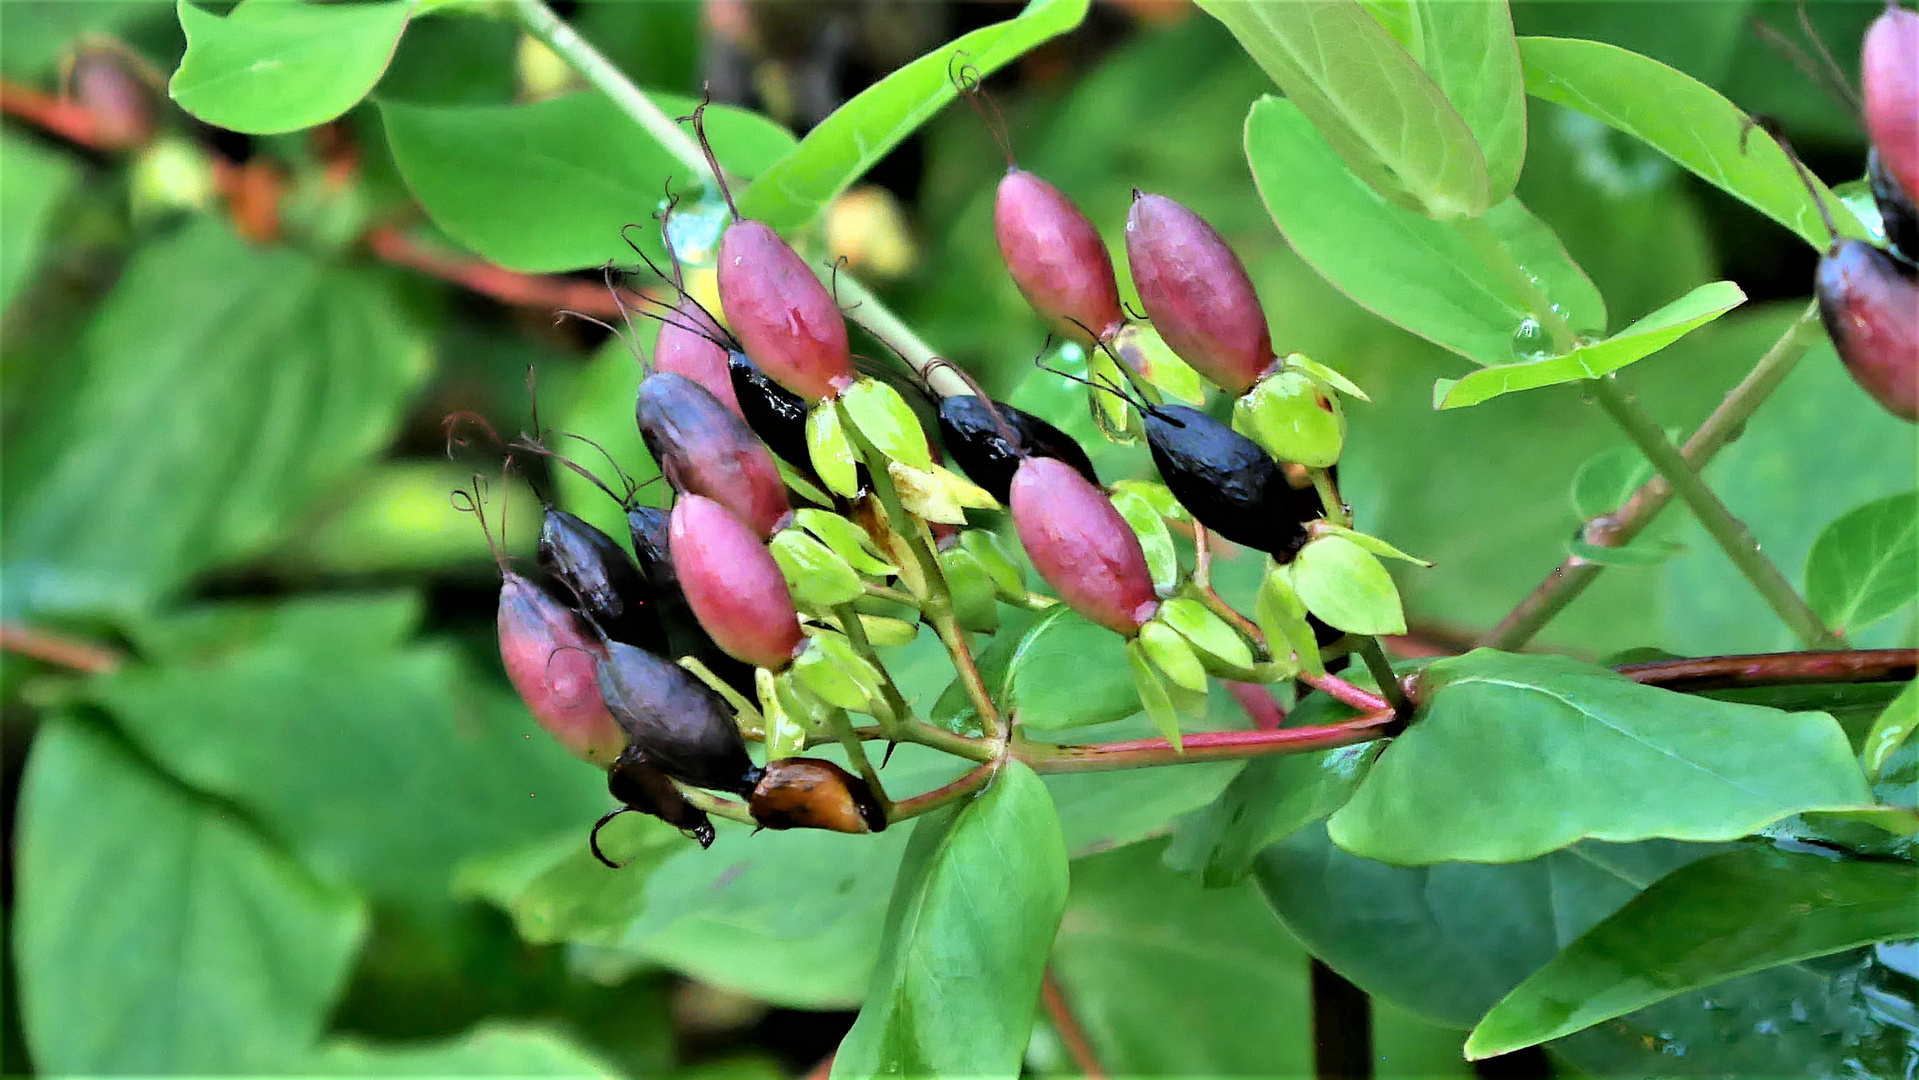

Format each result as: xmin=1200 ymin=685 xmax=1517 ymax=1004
xmin=680 ymin=655 xmax=763 ymax=734
xmin=1126 ymin=639 xmax=1185 ymax=752
xmin=1139 ymin=620 xmax=1207 ymax=693
xmin=758 ymin=667 xmax=807 ymax=761
xmin=1234 ymin=368 xmax=1345 ymax=468
xmin=776 ymin=459 xmax=833 ymax=507
xmin=1109 ymin=479 xmax=1184 ymax=522
xmin=856 ymin=613 xmax=919 ymax=647
xmin=1086 ymin=338 xmax=1143 ymax=443
xmin=792 ymin=630 xmax=886 ymax=712
xmin=1111 ymin=322 xmax=1207 ymax=405
xmin=840 ymin=377 xmax=932 ymax=469
xmin=1312 ymin=522 xmax=1433 ymax=566
xmin=794 ymin=508 xmax=897 ymax=575
xmin=1256 ymin=564 xmax=1324 ymax=677
xmin=770 ymin=528 xmax=865 ymax=609
xmin=959 ymin=529 xmax=1024 ymax=598
xmin=938 ymin=546 xmax=1001 ymax=633
xmin=1283 ymin=536 xmax=1407 ymax=636
xmin=1110 ymin=486 xmax=1180 ymax=593
xmin=1281 ymin=352 xmax=1370 ymax=402
xmin=1156 ymin=597 xmax=1256 ymax=671
xmin=888 ymin=460 xmax=997 ymax=524
xmin=806 ymin=402 xmax=860 ymax=497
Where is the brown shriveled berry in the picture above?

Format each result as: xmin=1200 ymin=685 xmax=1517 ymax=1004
xmin=667 ymin=494 xmax=805 ymax=669
xmin=716 ymin=220 xmax=854 ymax=402
xmin=497 ymin=572 xmax=626 ymax=766
xmin=994 ymin=170 xmax=1125 ymax=341
xmin=1817 ymin=239 xmax=1919 ymax=422
xmin=636 ymin=372 xmax=791 ymax=539
xmin=1125 ymin=191 xmax=1273 ymax=394
xmin=1010 ymin=456 xmax=1160 ymax=636
xmin=748 ymin=757 xmax=886 ymax=833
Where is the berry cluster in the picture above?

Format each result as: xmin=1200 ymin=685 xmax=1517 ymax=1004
xmin=469 ymin=88 xmax=1425 ymax=862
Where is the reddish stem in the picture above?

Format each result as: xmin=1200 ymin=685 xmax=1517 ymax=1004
xmin=1297 ymin=670 xmax=1390 ymax=713
xmin=0 ymin=624 xmax=123 ymax=674
xmin=366 ymin=225 xmax=636 ymax=317
xmin=1617 ymin=649 xmax=1915 ymax=691
xmin=1042 ymin=970 xmax=1107 ymax=1079
xmin=1024 ymin=710 xmax=1395 ymax=773
xmin=886 ymin=763 xmax=995 ymax=822
xmin=0 ymin=79 xmax=108 ymax=149
xmin=1227 ymin=680 xmax=1286 ymax=731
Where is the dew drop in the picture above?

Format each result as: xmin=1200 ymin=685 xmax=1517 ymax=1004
xmin=1511 ymin=316 xmax=1552 ymax=362
xmin=662 ymin=198 xmax=731 ymax=266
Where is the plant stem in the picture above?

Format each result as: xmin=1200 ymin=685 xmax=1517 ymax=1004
xmin=842 ymin=277 xmax=970 ymax=396
xmin=862 ymin=582 xmax=919 ymax=607
xmin=676 ymin=787 xmax=757 ymax=827
xmin=1483 ymin=302 xmax=1824 ymax=650
xmin=1018 ymin=709 xmax=1394 ymax=773
xmin=1616 ymin=649 xmax=1914 ymax=691
xmin=1042 ymin=971 xmax=1109 ymax=1080
xmin=831 ymin=601 xmax=914 ymax=737
xmin=0 ymin=623 xmax=122 ymax=674
xmin=1308 ymin=467 xmax=1349 ymax=527
xmin=1357 ymin=637 xmax=1411 ymax=715
xmin=824 ymin=706 xmax=890 ymax=806
xmin=1586 ymin=375 xmax=1841 ymax=648
xmin=1298 ymin=671 xmax=1391 ymax=713
xmin=902 ymin=719 xmax=999 ymax=763
xmin=886 ymin=762 xmax=996 ymax=822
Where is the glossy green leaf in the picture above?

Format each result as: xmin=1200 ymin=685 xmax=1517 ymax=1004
xmin=1109 ymin=322 xmax=1208 ymax=405
xmin=1203 ymin=0 xmax=1490 ymax=219
xmin=92 ymin=594 xmax=608 ymax=913
xmin=1110 ymin=485 xmax=1180 ymax=592
xmin=1237 ymin=368 xmax=1349 ymax=468
xmin=1365 ymin=0 xmax=1526 ymax=203
xmin=1 ymin=131 xmax=77 ymax=309
xmin=1 ymin=220 xmax=428 ymax=619
xmin=1518 ymin=37 xmax=1869 ymax=249
xmin=793 ymin=631 xmax=885 ymax=713
xmin=771 ymin=528 xmax=866 ymax=609
xmin=273 ymin=462 xmax=540 ymax=575
xmin=807 ymin=401 xmax=861 ymax=497
xmin=1315 ymin=523 xmax=1432 ymax=565
xmin=1285 ymin=535 xmax=1407 ymax=636
xmin=1165 ymin=693 xmax=1379 ymax=887
xmin=1285 ymin=353 xmax=1371 ymax=401
xmin=1467 ymin=847 xmax=1919 ymax=1057
xmin=1432 ymin=280 xmax=1745 ymax=409
xmin=1050 ymin=842 xmax=1313 ymax=1076
xmin=1863 ymin=681 xmax=1918 ymax=782
xmin=1246 ymin=96 xmax=1598 ymax=367
xmin=1108 ymin=479 xmax=1184 ymax=522
xmin=1805 ymin=490 xmax=1918 ymax=634
xmin=841 ymin=378 xmax=932 ymax=469
xmin=735 ymin=0 xmax=1089 ymax=230
xmin=17 ymin=720 xmax=367 ymax=1073
xmin=170 ymin=0 xmax=411 ymax=134
xmin=1569 ymin=442 xmax=1654 ymax=521
xmin=1006 ymin=607 xmax=1141 ymax=729
xmin=832 ymin=761 xmax=1069 ymax=1080
xmin=886 ymin=460 xmax=997 ymax=524
xmin=1330 ymin=650 xmax=1873 ymax=864
xmin=1156 ymin=597 xmax=1255 ymax=670
xmin=379 ymin=92 xmax=794 ymax=273
xmin=939 ymin=547 xmax=1000 ymax=633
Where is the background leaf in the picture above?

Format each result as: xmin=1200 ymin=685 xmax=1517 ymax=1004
xmin=1468 ymin=847 xmax=1919 ymax=1057
xmin=0 ymin=131 xmax=77 ymax=310
xmin=380 ymin=92 xmax=795 ymax=273
xmin=1203 ymin=0 xmax=1490 ymax=218
xmin=736 ymin=0 xmax=1090 ymax=230
xmin=170 ymin=0 xmax=412 ymax=134
xmin=1329 ymin=650 xmax=1872 ymax=864
xmin=1805 ymin=490 xmax=1919 ymax=635
xmin=1005 ymin=607 xmax=1142 ymax=729
xmin=832 ymin=761 xmax=1069 ymax=1080
xmin=310 ymin=1023 xmax=617 ymax=1076
xmin=1 ymin=220 xmax=429 ymax=619
xmin=16 ymin=720 xmax=367 ymax=1073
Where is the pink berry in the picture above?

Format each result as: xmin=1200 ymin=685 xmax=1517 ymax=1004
xmin=1864 ymin=5 xmax=1919 ymax=205
xmin=716 ymin=220 xmax=854 ymax=402
xmin=1817 ymin=240 xmax=1919 ymax=422
xmin=654 ymin=302 xmax=742 ymax=416
xmin=496 ymin=572 xmax=626 ymax=766
xmin=637 ymin=372 xmax=790 ymax=540
xmin=668 ymin=495 xmax=805 ymax=669
xmin=994 ymin=170 xmax=1124 ymax=341
xmin=1010 ymin=457 xmax=1160 ymax=636
xmin=1125 ymin=191 xmax=1273 ymax=394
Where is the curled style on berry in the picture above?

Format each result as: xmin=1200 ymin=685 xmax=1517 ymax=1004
xmin=748 ymin=758 xmax=887 ymax=833
xmin=1011 ymin=456 xmax=1160 ymax=636
xmin=626 ymin=505 xmax=759 ymax=699
xmin=668 ymin=494 xmax=806 ymax=670
xmin=457 ymin=478 xmax=627 ymax=768
xmin=1125 ymin=191 xmax=1274 ymax=394
xmin=591 ymin=748 xmax=717 ymax=866
xmin=636 ymin=372 xmax=792 ymax=539
xmin=596 ymin=637 xmax=760 ymax=795
xmin=538 ymin=507 xmax=669 ymax=655
xmin=1864 ymin=4 xmax=1919 ymax=208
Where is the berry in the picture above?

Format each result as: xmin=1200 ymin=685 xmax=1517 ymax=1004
xmin=1863 ymin=5 xmax=1919 ymax=207
xmin=667 ymin=495 xmax=805 ymax=669
xmin=748 ymin=757 xmax=887 ymax=833
xmin=994 ymin=170 xmax=1125 ymax=341
xmin=537 ymin=508 xmax=666 ymax=653
xmin=596 ymin=638 xmax=758 ymax=794
xmin=1143 ymin=403 xmax=1324 ymax=561
xmin=1125 ymin=192 xmax=1273 ymax=394
xmin=496 ymin=572 xmax=626 ymax=766
xmin=654 ymin=301 xmax=744 ymax=416
xmin=1816 ymin=239 xmax=1919 ymax=422
xmin=938 ymin=394 xmax=1098 ymax=504
xmin=1010 ymin=456 xmax=1160 ymax=635
xmin=637 ymin=372 xmax=791 ymax=539
xmin=716 ymin=220 xmax=854 ymax=402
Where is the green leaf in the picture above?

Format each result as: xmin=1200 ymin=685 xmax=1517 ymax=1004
xmin=1109 ymin=485 xmax=1180 ymax=592
xmin=1049 ymin=842 xmax=1313 ymax=1076
xmin=379 ymin=92 xmax=795 ymax=273
xmin=1431 ymin=280 xmax=1745 ymax=409
xmin=1108 ymin=322 xmax=1208 ymax=405
xmin=274 ymin=461 xmax=541 ymax=574
xmin=1164 ymin=692 xmax=1379 ymax=887
xmin=1566 ymin=536 xmax=1683 ymax=568
xmin=1517 ymin=37 xmax=1869 ymax=249
xmin=1568 ymin=442 xmax=1654 ymax=521
xmin=1 ymin=221 xmax=429 ymax=619
xmin=309 ymin=1023 xmax=618 ymax=1076
xmin=840 ymin=379 xmax=932 ymax=469
xmin=1329 ymin=650 xmax=1873 ymax=865
xmin=1233 ymin=368 xmax=1346 ymax=468
xmin=1466 ymin=847 xmax=1919 ymax=1058
xmin=1315 ymin=523 xmax=1432 ymax=566
xmin=886 ymin=460 xmax=997 ymax=523
xmin=170 ymin=0 xmax=412 ymax=134
xmin=1863 ymin=681 xmax=1918 ymax=782
xmin=91 ymin=594 xmax=609 ymax=914
xmin=1203 ymin=0 xmax=1490 ymax=219
xmin=735 ymin=0 xmax=1090 ymax=230
xmin=1285 ymin=535 xmax=1407 ymax=636
xmin=17 ymin=720 xmax=367 ymax=1073
xmin=1006 ymin=607 xmax=1140 ymax=730
xmin=793 ymin=631 xmax=885 ymax=713
xmin=1285 ymin=353 xmax=1370 ymax=402
xmin=806 ymin=401 xmax=861 ymax=497
xmin=1366 ymin=0 xmax=1527 ymax=203
xmin=960 ymin=529 xmax=1024 ymax=597
xmin=938 ymin=547 xmax=1000 ymax=633
xmin=1805 ymin=490 xmax=1919 ymax=634
xmin=771 ymin=528 xmax=866 ymax=609
xmin=832 ymin=761 xmax=1069 ymax=1080
xmin=1 ymin=131 xmax=77 ymax=310
xmin=1246 ymin=97 xmax=1596 ymax=367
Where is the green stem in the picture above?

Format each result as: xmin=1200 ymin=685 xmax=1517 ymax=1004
xmin=862 ymin=582 xmax=919 ymax=607
xmin=1357 ymin=637 xmax=1410 ymax=715
xmin=830 ymin=601 xmax=912 ymax=736
xmin=675 ymin=787 xmax=756 ymax=827
xmin=824 ymin=706 xmax=890 ymax=806
xmin=1587 ymin=375 xmax=1841 ymax=648
xmin=1308 ymin=467 xmax=1349 ymax=528
xmin=1482 ymin=302 xmax=1825 ymax=650
xmin=840 ymin=276 xmax=969 ymax=396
